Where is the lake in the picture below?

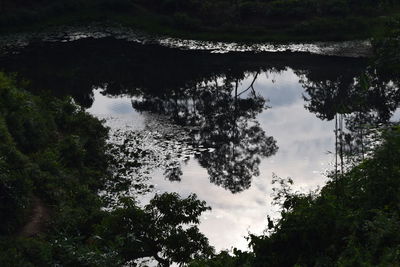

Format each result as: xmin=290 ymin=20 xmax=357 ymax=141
xmin=1 ymin=36 xmax=398 ymax=252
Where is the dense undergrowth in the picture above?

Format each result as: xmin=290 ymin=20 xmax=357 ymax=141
xmin=0 ymin=7 xmax=399 ymax=266
xmin=1 ymin=37 xmax=399 ymax=265
xmin=1 ymin=0 xmax=400 ymax=41
xmin=0 ymin=72 xmax=213 ymax=266
xmin=189 ymin=18 xmax=400 ymax=267
xmin=190 ymin=125 xmax=400 ymax=266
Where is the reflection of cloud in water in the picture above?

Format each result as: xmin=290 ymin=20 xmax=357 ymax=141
xmin=86 ymin=69 xmax=338 ymax=252
xmin=258 ymin=80 xmax=334 ymax=190
xmin=88 ymin=89 xmax=146 ymax=130
xmin=109 ymin=102 xmax=134 ymax=114
xmin=240 ymin=69 xmax=301 ymax=107
xmin=128 ymin=69 xmax=335 ymax=251
xmin=392 ymin=108 xmax=400 ymax=122
xmin=140 ymin=162 xmax=271 ymax=252
xmin=109 ymin=114 xmax=210 ymax=180
xmin=2 ymin=35 xmax=398 ymax=254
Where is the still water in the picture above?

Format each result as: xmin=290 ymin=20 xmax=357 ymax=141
xmin=1 ymin=37 xmax=397 ymax=251
xmin=87 ymin=71 xmax=334 ymax=251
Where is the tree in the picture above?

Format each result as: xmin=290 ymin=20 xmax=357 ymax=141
xmin=96 ymin=193 xmax=214 ymax=266
xmin=131 ymin=73 xmax=278 ymax=193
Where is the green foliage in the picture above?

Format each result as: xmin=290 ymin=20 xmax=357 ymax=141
xmin=373 ymin=17 xmax=400 ymax=76
xmin=238 ymin=1 xmax=269 ymax=18
xmin=97 ymin=193 xmax=213 ymax=265
xmin=173 ymin=12 xmax=201 ymax=30
xmin=186 ymin=39 xmax=400 ymax=265
xmin=294 ymin=16 xmax=368 ymax=37
xmin=1 ymin=0 xmax=399 ymax=41
xmin=0 ymin=72 xmax=213 ymax=266
xmin=194 ymin=125 xmax=400 ymax=266
xmin=190 ymin=249 xmax=253 ymax=267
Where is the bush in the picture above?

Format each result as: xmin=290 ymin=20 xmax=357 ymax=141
xmin=99 ymin=0 xmax=136 ymax=12
xmin=173 ymin=12 xmax=201 ymax=30
xmin=0 ymin=72 xmax=213 ymax=266
xmin=196 ymin=125 xmax=400 ymax=266
xmin=268 ymin=0 xmax=317 ymax=18
xmin=239 ymin=1 xmax=269 ymax=18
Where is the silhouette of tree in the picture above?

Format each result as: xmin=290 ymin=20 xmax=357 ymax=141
xmin=300 ymin=67 xmax=400 ymax=172
xmin=132 ymin=73 xmax=278 ymax=193
xmin=97 ymin=193 xmax=213 ymax=266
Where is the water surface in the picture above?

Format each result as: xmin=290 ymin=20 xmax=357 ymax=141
xmin=1 ymin=38 xmax=397 ymax=251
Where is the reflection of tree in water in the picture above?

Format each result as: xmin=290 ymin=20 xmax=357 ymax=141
xmin=2 ymin=37 xmax=378 ymax=191
xmin=104 ymin=114 xmax=208 ymax=202
xmin=132 ymin=73 xmax=278 ymax=193
xmin=299 ymin=67 xmax=400 ymax=171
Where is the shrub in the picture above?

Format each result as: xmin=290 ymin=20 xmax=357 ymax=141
xmin=173 ymin=12 xmax=201 ymax=30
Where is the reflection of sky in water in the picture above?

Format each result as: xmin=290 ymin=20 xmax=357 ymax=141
xmin=88 ymin=69 xmax=335 ymax=252
xmin=88 ymin=89 xmax=146 ymax=130
xmin=392 ymin=108 xmax=400 ymax=121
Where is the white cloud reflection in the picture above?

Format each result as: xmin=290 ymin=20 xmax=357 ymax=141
xmin=88 ymin=69 xmax=335 ymax=252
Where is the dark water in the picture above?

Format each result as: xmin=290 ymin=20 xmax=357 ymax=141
xmin=1 ymin=38 xmax=399 ymax=250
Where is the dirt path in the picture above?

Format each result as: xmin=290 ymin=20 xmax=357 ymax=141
xmin=19 ymin=196 xmax=49 ymax=237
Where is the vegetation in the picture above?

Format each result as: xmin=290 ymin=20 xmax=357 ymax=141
xmin=0 ymin=11 xmax=399 ymax=266
xmin=373 ymin=17 xmax=400 ymax=76
xmin=189 ymin=22 xmax=400 ymax=267
xmin=190 ymin=125 xmax=400 ymax=266
xmin=1 ymin=41 xmax=399 ymax=264
xmin=1 ymin=0 xmax=400 ymax=41
xmin=0 ymin=72 xmax=213 ymax=266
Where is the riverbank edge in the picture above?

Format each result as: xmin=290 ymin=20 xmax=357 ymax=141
xmin=0 ymin=24 xmax=374 ymax=59
xmin=1 ymin=5 xmax=399 ymax=44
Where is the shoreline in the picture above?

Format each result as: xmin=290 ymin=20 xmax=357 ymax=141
xmin=0 ymin=24 xmax=373 ymax=58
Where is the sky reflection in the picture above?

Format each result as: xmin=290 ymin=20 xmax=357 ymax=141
xmin=88 ymin=68 xmax=335 ymax=251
